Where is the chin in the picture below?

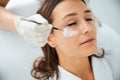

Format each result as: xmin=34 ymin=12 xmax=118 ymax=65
xmin=79 ymin=44 xmax=98 ymax=57
xmin=87 ymin=46 xmax=98 ymax=56
xmin=82 ymin=42 xmax=98 ymax=56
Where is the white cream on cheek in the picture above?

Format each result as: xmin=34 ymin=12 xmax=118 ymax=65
xmin=62 ymin=28 xmax=79 ymax=37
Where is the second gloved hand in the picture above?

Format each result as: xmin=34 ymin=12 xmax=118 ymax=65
xmin=15 ymin=14 xmax=52 ymax=47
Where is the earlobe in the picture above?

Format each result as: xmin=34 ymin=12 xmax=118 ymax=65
xmin=47 ymin=34 xmax=56 ymax=48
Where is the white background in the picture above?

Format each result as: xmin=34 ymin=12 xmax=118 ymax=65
xmin=91 ymin=0 xmax=120 ymax=36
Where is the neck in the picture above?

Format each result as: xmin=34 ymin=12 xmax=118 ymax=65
xmin=59 ymin=55 xmax=93 ymax=79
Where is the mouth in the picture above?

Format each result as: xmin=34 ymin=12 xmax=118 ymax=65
xmin=80 ymin=38 xmax=95 ymax=45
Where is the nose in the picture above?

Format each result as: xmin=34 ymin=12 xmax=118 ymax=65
xmin=79 ymin=21 xmax=92 ymax=35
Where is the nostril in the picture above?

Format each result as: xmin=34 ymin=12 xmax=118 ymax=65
xmin=82 ymin=26 xmax=90 ymax=34
xmin=85 ymin=30 xmax=89 ymax=34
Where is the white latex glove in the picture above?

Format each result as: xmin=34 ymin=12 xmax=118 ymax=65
xmin=15 ymin=14 xmax=52 ymax=47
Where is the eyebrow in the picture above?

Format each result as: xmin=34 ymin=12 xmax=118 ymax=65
xmin=63 ymin=9 xmax=92 ymax=20
xmin=85 ymin=9 xmax=92 ymax=13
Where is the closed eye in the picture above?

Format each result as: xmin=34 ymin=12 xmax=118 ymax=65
xmin=86 ymin=18 xmax=94 ymax=21
xmin=67 ymin=22 xmax=77 ymax=26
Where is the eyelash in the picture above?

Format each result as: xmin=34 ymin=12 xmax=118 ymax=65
xmin=67 ymin=22 xmax=77 ymax=26
xmin=85 ymin=18 xmax=94 ymax=21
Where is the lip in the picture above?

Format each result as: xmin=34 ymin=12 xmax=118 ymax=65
xmin=80 ymin=38 xmax=95 ymax=45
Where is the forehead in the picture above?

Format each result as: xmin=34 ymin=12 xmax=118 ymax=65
xmin=52 ymin=0 xmax=87 ymax=20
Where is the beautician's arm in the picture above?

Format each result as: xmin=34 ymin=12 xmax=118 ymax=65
xmin=0 ymin=5 xmax=52 ymax=47
xmin=0 ymin=0 xmax=52 ymax=47
xmin=0 ymin=6 xmax=17 ymax=31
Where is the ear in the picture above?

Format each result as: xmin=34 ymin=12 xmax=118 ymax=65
xmin=47 ymin=34 xmax=56 ymax=48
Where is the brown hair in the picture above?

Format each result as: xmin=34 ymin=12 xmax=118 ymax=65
xmin=31 ymin=0 xmax=63 ymax=79
xmin=31 ymin=0 xmax=104 ymax=80
xmin=0 ymin=0 xmax=9 ymax=7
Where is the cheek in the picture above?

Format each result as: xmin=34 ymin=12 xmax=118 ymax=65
xmin=54 ymin=32 xmax=78 ymax=55
xmin=94 ymin=27 xmax=97 ymax=33
xmin=54 ymin=33 xmax=71 ymax=49
xmin=93 ymin=24 xmax=97 ymax=33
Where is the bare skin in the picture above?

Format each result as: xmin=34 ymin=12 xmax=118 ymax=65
xmin=0 ymin=0 xmax=16 ymax=32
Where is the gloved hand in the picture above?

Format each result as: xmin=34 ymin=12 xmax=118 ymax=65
xmin=15 ymin=14 xmax=52 ymax=47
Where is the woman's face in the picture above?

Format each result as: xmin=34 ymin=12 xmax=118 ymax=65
xmin=48 ymin=0 xmax=98 ymax=57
